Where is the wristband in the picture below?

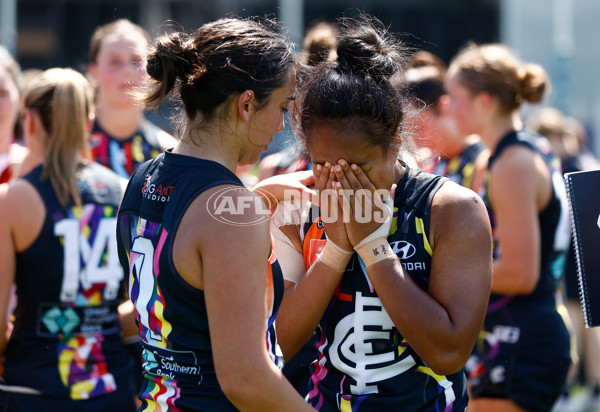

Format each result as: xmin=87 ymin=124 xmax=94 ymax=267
xmin=354 ymin=238 xmax=395 ymax=267
xmin=353 ymin=195 xmax=394 ymax=250
xmin=317 ymin=239 xmax=354 ymax=273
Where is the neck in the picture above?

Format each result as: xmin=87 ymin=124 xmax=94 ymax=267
xmin=95 ymin=104 xmax=144 ymax=140
xmin=171 ymin=127 xmax=241 ymax=174
xmin=0 ymin=127 xmax=13 ymax=154
xmin=394 ymin=159 xmax=405 ymax=185
xmin=478 ymin=112 xmax=522 ymax=154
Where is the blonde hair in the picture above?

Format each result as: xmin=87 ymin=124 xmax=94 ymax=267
xmin=448 ymin=43 xmax=549 ymax=114
xmin=24 ymin=68 xmax=94 ymax=207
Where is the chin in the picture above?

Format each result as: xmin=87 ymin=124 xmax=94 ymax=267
xmin=239 ymin=153 xmax=261 ymax=167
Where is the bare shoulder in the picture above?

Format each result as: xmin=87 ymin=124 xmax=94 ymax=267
xmin=184 ymin=183 xmax=271 ymax=247
xmin=0 ymin=179 xmax=41 ymax=217
xmin=430 ymin=181 xmax=490 ymax=248
xmin=172 ymin=184 xmax=272 ymax=289
xmin=491 ymin=145 xmax=539 ymax=180
xmin=0 ymin=179 xmax=45 ymax=250
xmin=432 ymin=180 xmax=486 ymax=214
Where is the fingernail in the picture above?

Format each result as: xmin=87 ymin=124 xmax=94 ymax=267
xmin=324 ymin=162 xmax=331 ymax=168
xmin=335 ymin=165 xmax=342 ymax=172
xmin=316 ymin=164 xmax=322 ymax=171
xmin=351 ymin=164 xmax=358 ymax=170
xmin=339 ymin=159 xmax=346 ymax=166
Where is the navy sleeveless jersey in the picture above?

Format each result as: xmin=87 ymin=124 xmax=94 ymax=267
xmin=2 ymin=163 xmax=132 ymax=400
xmin=485 ymin=129 xmax=570 ymax=307
xmin=90 ymin=119 xmax=166 ymax=178
xmin=301 ymin=166 xmax=468 ymax=411
xmin=467 ymin=129 xmax=571 ymax=405
xmin=116 ymin=151 xmax=284 ymax=411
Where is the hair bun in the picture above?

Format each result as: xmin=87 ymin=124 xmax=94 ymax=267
xmin=518 ymin=63 xmax=548 ymax=104
xmin=147 ymin=32 xmax=191 ymax=82
xmin=335 ymin=18 xmax=402 ymax=79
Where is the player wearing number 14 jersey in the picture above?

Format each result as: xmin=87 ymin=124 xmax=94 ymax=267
xmin=0 ymin=68 xmax=135 ymax=411
xmin=0 ymin=161 xmax=134 ymax=410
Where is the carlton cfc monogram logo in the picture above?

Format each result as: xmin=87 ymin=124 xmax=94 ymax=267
xmin=328 ymin=292 xmax=415 ymax=394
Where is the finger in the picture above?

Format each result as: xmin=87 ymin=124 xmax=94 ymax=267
xmin=313 ymin=163 xmax=321 ymax=185
xmin=333 ymin=162 xmax=354 ymax=191
xmin=334 ymin=180 xmax=354 ymax=224
xmin=315 ymin=163 xmax=332 ymax=205
xmin=298 ymin=171 xmax=316 ymax=187
xmin=339 ymin=159 xmax=363 ymax=192
xmin=350 ymin=163 xmax=377 ymax=193
xmin=321 ymin=172 xmax=340 ymax=222
xmin=318 ymin=163 xmax=332 ymax=191
xmin=333 ymin=163 xmax=355 ymax=211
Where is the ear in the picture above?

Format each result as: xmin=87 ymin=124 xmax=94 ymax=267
xmin=236 ymin=90 xmax=256 ymax=122
xmin=87 ymin=112 xmax=95 ymax=134
xmin=475 ymin=91 xmax=493 ymax=112
xmin=88 ymin=63 xmax=98 ymax=82
xmin=24 ymin=108 xmax=37 ymax=136
xmin=437 ymin=95 xmax=451 ymax=114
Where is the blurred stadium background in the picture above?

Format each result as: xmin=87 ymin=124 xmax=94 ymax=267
xmin=1 ymin=0 xmax=598 ymax=154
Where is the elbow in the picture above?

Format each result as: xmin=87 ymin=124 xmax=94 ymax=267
xmin=217 ymin=368 xmax=259 ymax=408
xmin=426 ymin=350 xmax=471 ymax=376
xmin=512 ymin=274 xmax=538 ymax=295
xmin=219 ymin=377 xmax=253 ymax=407
xmin=421 ymin=337 xmax=474 ymax=376
xmin=215 ymin=356 xmax=275 ymax=408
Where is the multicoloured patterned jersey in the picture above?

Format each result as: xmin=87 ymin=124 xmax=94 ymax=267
xmin=89 ymin=119 xmax=168 ymax=179
xmin=116 ymin=151 xmax=284 ymax=411
xmin=2 ymin=163 xmax=132 ymax=401
xmin=431 ymin=140 xmax=485 ymax=188
xmin=467 ymin=129 xmax=571 ymax=406
xmin=301 ymin=166 xmax=468 ymax=411
xmin=0 ymin=153 xmax=11 ymax=183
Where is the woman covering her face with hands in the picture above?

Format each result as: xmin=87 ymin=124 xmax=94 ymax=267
xmin=265 ymin=15 xmax=493 ymax=411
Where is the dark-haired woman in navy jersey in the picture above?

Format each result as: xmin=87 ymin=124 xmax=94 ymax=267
xmin=116 ymin=17 xmax=315 ymax=411
xmin=262 ymin=15 xmax=493 ymax=411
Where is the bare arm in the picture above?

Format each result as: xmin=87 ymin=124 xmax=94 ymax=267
xmin=334 ymin=163 xmax=492 ymax=375
xmin=275 ymin=164 xmax=354 ymax=359
xmin=488 ymin=146 xmax=550 ymax=294
xmin=0 ymin=180 xmax=44 ymax=373
xmin=252 ymin=170 xmax=316 ymax=207
xmin=117 ymin=300 xmax=139 ymax=343
xmin=366 ymin=184 xmax=492 ymax=374
xmin=0 ymin=185 xmax=16 ymax=374
xmin=185 ymin=187 xmax=313 ymax=411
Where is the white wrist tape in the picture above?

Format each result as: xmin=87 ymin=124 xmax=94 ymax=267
xmin=353 ymin=195 xmax=394 ymax=249
xmin=355 ymin=238 xmax=395 ymax=267
xmin=353 ymin=196 xmax=394 ymax=267
xmin=317 ymin=239 xmax=354 ymax=273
